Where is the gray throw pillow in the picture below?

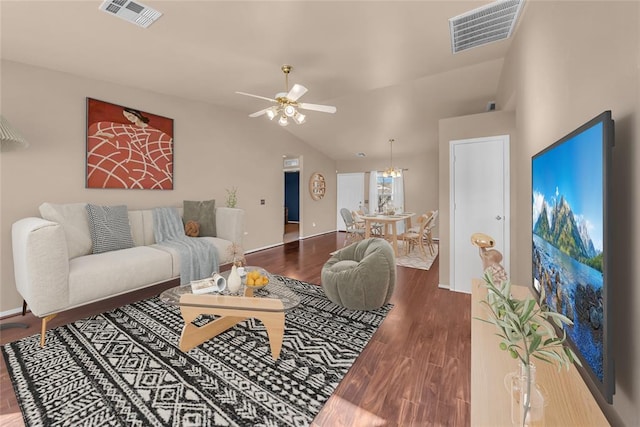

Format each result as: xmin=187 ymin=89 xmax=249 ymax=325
xmin=86 ymin=204 xmax=134 ymax=254
xmin=183 ymin=200 xmax=216 ymax=237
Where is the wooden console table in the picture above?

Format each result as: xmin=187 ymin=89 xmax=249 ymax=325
xmin=471 ymin=279 xmax=610 ymax=426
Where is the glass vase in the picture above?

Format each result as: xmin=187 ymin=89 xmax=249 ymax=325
xmin=505 ymin=362 xmax=546 ymax=426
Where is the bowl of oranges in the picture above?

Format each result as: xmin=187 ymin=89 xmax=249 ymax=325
xmin=242 ymin=267 xmax=270 ymax=289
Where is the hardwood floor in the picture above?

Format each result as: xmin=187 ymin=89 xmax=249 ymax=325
xmin=284 ymin=222 xmax=299 ymax=243
xmin=0 ymin=232 xmax=471 ymax=426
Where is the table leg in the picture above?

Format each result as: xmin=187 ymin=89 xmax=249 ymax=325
xmin=391 ymin=222 xmax=399 ymax=256
xmin=255 ymin=312 xmax=285 ymax=360
xmin=365 ymin=221 xmax=371 ymax=239
xmin=178 ymin=305 xmax=286 ymax=360
xmin=179 ymin=310 xmax=247 ymax=352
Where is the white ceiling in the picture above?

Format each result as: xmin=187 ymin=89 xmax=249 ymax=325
xmin=0 ymin=0 xmax=515 ymax=161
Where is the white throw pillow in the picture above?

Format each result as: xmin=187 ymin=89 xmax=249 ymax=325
xmin=39 ymin=202 xmax=93 ymax=259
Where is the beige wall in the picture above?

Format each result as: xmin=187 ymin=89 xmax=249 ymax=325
xmin=437 ymin=110 xmax=516 ymax=288
xmin=337 ymin=152 xmax=439 ymax=236
xmin=496 ymin=1 xmax=639 ymax=425
xmin=0 ymin=60 xmax=337 ymax=314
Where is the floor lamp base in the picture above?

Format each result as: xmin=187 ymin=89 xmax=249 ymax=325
xmin=0 ymin=323 xmax=29 ymax=330
xmin=1 ymin=301 xmax=30 ymax=330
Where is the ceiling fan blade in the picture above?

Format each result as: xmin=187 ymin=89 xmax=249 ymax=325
xmin=298 ymin=103 xmax=337 ymax=114
xmin=235 ymin=91 xmax=278 ymax=103
xmin=249 ymin=108 xmax=270 ymax=118
xmin=286 ymin=84 xmax=308 ymax=102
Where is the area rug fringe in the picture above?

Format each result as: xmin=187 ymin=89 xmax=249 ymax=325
xmin=2 ymin=276 xmax=392 ymax=427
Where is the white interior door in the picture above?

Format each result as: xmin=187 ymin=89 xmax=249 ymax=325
xmin=450 ymin=135 xmax=509 ymax=293
xmin=337 ymin=173 xmax=365 ymax=231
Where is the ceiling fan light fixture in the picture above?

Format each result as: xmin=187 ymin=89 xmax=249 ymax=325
xmin=266 ymin=107 xmax=278 ymax=120
xmin=237 ymin=64 xmax=336 ymax=127
xmin=284 ymin=105 xmax=296 ymax=117
xmin=293 ymin=111 xmax=306 ymax=124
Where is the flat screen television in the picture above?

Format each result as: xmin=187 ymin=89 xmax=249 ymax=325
xmin=531 ymin=110 xmax=614 ymax=404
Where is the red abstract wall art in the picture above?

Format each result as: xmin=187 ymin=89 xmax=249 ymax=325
xmin=86 ymin=98 xmax=174 ymax=190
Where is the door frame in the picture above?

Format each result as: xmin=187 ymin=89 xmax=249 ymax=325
xmin=449 ymin=135 xmax=510 ymax=293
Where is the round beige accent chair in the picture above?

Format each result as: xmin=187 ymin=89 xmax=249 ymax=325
xmin=321 ymin=238 xmax=396 ymax=310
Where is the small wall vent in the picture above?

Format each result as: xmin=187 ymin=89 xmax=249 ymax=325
xmin=284 ymin=158 xmax=300 ymax=168
xmin=99 ymin=0 xmax=162 ymax=28
xmin=449 ymin=0 xmax=524 ymax=54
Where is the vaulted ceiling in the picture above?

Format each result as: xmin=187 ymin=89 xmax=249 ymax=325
xmin=1 ymin=1 xmax=516 ymax=161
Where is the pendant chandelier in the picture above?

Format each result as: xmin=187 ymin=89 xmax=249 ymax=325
xmin=382 ymin=138 xmax=401 ymax=178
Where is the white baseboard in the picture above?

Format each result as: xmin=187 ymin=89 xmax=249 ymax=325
xmin=245 ymin=242 xmax=284 ymax=254
xmin=1 ymin=306 xmax=25 ymax=319
xmin=438 ymin=283 xmax=470 ymax=294
xmin=300 ymin=230 xmax=336 ymax=240
xmin=245 ymin=230 xmax=337 ymax=254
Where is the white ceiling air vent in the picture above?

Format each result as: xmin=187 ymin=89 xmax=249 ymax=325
xmin=99 ymin=0 xmax=162 ymax=28
xmin=449 ymin=0 xmax=524 ymax=54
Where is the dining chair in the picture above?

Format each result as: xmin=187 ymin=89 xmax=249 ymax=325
xmin=400 ymin=214 xmax=429 ymax=258
xmin=407 ymin=213 xmax=430 ymax=233
xmin=355 ymin=209 xmax=383 ymax=236
xmin=351 ymin=210 xmax=366 ymax=229
xmin=422 ymin=210 xmax=438 ymax=255
xmin=402 ymin=210 xmax=438 ymax=257
xmin=340 ymin=208 xmax=365 ymax=246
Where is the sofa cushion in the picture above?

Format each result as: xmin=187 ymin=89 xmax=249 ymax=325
xmin=183 ymin=200 xmax=216 ymax=237
xmin=68 ymin=246 xmax=175 ymax=307
xmin=39 ymin=202 xmax=92 ymax=259
xmin=151 ymin=235 xmax=233 ymax=272
xmin=86 ymin=204 xmax=134 ymax=254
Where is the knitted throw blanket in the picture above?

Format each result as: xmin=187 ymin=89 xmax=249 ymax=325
xmin=152 ymin=207 xmax=219 ymax=285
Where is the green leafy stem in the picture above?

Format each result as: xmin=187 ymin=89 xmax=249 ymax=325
xmin=476 ymin=272 xmax=581 ymax=426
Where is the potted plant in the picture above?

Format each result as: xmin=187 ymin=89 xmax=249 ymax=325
xmin=477 ymin=272 xmax=581 ymax=426
xmin=226 ymin=187 xmax=238 ymax=208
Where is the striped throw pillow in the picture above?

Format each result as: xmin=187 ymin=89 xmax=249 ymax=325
xmin=86 ymin=204 xmax=134 ymax=254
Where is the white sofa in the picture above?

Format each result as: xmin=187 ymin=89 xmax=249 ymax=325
xmin=11 ymin=203 xmax=245 ymax=345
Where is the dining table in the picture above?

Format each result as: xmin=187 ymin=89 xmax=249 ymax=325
xmin=361 ymin=212 xmax=415 ymax=256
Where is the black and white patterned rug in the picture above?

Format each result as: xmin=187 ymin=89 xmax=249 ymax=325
xmin=2 ymin=276 xmax=392 ymax=427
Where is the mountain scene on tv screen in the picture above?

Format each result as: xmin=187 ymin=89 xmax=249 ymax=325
xmin=534 ymin=195 xmax=601 ymax=270
xmin=532 ymin=191 xmax=604 ymax=381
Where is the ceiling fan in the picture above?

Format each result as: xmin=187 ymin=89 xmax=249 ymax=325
xmin=236 ymin=65 xmax=337 ymax=126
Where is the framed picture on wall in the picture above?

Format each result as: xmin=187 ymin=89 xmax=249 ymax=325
xmin=86 ymin=98 xmax=174 ymax=189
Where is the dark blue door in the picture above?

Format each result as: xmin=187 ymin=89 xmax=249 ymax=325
xmin=284 ymin=171 xmax=300 ymax=222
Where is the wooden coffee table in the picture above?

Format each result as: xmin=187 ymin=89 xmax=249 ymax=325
xmin=159 ymin=268 xmax=299 ymax=359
